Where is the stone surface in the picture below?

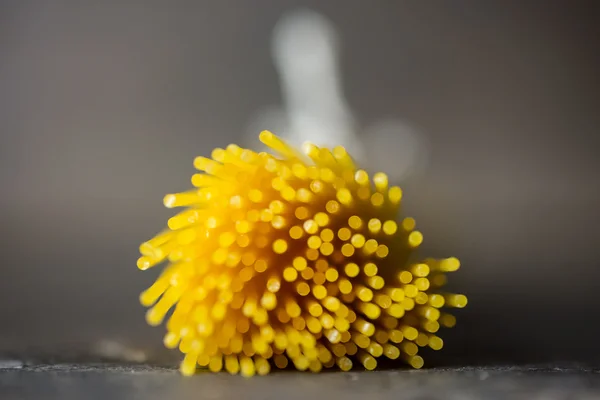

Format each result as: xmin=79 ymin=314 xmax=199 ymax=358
xmin=1 ymin=363 xmax=599 ymax=400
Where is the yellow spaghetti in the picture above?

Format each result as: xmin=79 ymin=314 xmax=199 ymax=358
xmin=137 ymin=131 xmax=467 ymax=376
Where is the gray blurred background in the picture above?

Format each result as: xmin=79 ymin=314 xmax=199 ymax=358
xmin=1 ymin=0 xmax=599 ymax=366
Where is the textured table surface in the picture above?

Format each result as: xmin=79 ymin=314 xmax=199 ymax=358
xmin=1 ymin=362 xmax=600 ymax=400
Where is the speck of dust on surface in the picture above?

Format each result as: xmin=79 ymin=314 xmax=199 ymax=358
xmin=1 ymin=363 xmax=600 ymax=400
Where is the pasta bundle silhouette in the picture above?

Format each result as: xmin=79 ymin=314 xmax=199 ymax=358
xmin=137 ymin=131 xmax=467 ymax=376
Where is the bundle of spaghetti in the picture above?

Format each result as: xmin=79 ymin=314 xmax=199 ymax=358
xmin=137 ymin=131 xmax=467 ymax=376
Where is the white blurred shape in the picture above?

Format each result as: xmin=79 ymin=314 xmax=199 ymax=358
xmin=270 ymin=9 xmax=363 ymax=159
xmin=245 ymin=8 xmax=429 ymax=183
xmin=365 ymin=119 xmax=429 ymax=181
xmin=92 ymin=340 xmax=148 ymax=363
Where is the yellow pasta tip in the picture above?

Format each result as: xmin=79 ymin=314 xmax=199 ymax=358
xmin=137 ymin=131 xmax=467 ymax=376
